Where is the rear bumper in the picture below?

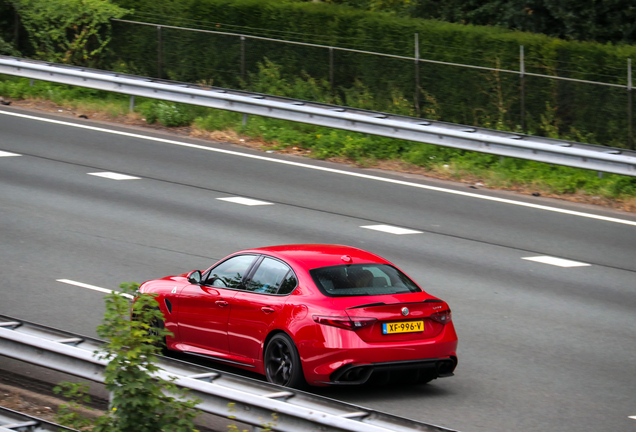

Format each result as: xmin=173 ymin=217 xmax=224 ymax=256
xmin=318 ymin=356 xmax=457 ymax=385
xmin=301 ymin=322 xmax=458 ymax=386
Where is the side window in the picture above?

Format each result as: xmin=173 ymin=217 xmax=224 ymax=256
xmin=246 ymin=258 xmax=296 ymax=295
xmin=278 ymin=272 xmax=298 ymax=295
xmin=204 ymin=255 xmax=256 ymax=289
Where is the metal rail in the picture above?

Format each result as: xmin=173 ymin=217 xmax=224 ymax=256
xmin=1 ymin=55 xmax=634 ymax=176
xmin=0 ymin=407 xmax=76 ymax=432
xmin=0 ymin=314 xmax=458 ymax=432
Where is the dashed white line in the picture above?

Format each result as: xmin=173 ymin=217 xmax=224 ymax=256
xmin=2 ymin=110 xmax=636 ymax=227
xmin=217 ymin=197 xmax=273 ymax=206
xmin=361 ymin=225 xmax=423 ymax=235
xmin=629 ymin=416 xmax=636 ymax=420
xmin=56 ymin=279 xmax=134 ymax=299
xmin=522 ymin=256 xmax=591 ymax=268
xmin=0 ymin=150 xmax=21 ymax=157
xmin=88 ymin=172 xmax=141 ymax=180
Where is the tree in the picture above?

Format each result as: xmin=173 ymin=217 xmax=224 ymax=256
xmin=9 ymin=0 xmax=128 ymax=66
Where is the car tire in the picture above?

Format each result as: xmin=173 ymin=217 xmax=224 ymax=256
xmin=264 ymin=333 xmax=305 ymax=388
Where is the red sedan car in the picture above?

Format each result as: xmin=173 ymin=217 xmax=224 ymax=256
xmin=138 ymin=244 xmax=458 ymax=387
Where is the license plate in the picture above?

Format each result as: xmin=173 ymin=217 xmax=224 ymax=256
xmin=382 ymin=320 xmax=424 ymax=334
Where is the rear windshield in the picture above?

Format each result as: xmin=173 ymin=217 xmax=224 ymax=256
xmin=309 ymin=264 xmax=421 ymax=297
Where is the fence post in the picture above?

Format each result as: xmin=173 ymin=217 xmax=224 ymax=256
xmin=415 ymin=33 xmax=420 ymax=117
xmin=157 ymin=26 xmax=163 ymax=79
xmin=629 ymin=58 xmax=633 ymax=150
xmin=13 ymin=9 xmax=19 ymax=50
xmin=520 ymin=45 xmax=526 ymax=133
xmin=241 ymin=36 xmax=246 ymax=84
xmin=329 ymin=47 xmax=334 ymax=96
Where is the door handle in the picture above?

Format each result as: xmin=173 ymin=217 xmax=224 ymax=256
xmin=215 ymin=300 xmax=229 ymax=307
xmin=261 ymin=306 xmax=275 ymax=314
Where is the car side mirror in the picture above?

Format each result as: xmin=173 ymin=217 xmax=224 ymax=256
xmin=187 ymin=270 xmax=202 ymax=285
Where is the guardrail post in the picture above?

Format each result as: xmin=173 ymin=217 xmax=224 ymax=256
xmin=129 ymin=95 xmax=135 ymax=113
xmin=415 ymin=33 xmax=420 ymax=117
xmin=242 ymin=113 xmax=248 ymax=126
xmin=629 ymin=58 xmax=633 ymax=150
xmin=520 ymin=45 xmax=526 ymax=133
xmin=157 ymin=26 xmax=163 ymax=79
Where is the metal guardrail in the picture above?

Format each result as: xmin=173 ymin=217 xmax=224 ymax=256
xmin=1 ymin=55 xmax=634 ymax=176
xmin=0 ymin=407 xmax=76 ymax=432
xmin=0 ymin=314 xmax=458 ymax=432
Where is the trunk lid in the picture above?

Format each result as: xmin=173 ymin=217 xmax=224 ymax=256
xmin=336 ymin=293 xmax=449 ymax=342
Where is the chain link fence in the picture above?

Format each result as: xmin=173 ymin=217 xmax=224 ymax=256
xmin=110 ymin=19 xmax=634 ymax=150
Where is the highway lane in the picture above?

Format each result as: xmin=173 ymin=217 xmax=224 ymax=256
xmin=1 ymin=107 xmax=635 ymax=432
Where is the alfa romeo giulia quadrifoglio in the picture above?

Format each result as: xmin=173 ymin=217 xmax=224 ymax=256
xmin=136 ymin=244 xmax=458 ymax=388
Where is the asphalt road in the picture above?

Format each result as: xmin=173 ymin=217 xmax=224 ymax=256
xmin=1 ymin=107 xmax=635 ymax=432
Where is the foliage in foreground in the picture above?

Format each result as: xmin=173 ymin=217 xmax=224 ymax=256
xmin=54 ymin=282 xmax=200 ymax=432
xmin=1 ymin=61 xmax=635 ymax=205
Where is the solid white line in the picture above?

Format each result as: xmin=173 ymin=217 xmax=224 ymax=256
xmin=2 ymin=110 xmax=636 ymax=227
xmin=56 ymin=279 xmax=134 ymax=299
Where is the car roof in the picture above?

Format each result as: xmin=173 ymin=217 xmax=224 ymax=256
xmin=239 ymin=244 xmax=390 ymax=270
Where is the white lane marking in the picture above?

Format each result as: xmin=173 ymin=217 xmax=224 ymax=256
xmin=217 ymin=197 xmax=273 ymax=206
xmin=88 ymin=172 xmax=141 ymax=180
xmin=361 ymin=224 xmax=423 ymax=235
xmin=56 ymin=279 xmax=134 ymax=299
xmin=0 ymin=150 xmax=21 ymax=157
xmin=629 ymin=416 xmax=636 ymax=420
xmin=522 ymin=256 xmax=591 ymax=267
xmin=2 ymin=110 xmax=636 ymax=227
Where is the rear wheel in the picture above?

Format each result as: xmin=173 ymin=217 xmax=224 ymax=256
xmin=264 ymin=334 xmax=305 ymax=388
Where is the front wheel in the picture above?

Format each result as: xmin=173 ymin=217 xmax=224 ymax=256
xmin=147 ymin=314 xmax=168 ymax=355
xmin=264 ymin=334 xmax=305 ymax=388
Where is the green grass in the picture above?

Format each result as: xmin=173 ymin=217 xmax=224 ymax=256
xmin=2 ymin=73 xmax=635 ymax=209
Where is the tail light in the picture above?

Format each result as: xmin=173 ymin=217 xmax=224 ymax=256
xmin=430 ymin=309 xmax=452 ymax=325
xmin=313 ymin=316 xmax=377 ymax=330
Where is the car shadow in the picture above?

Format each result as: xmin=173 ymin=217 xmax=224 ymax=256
xmin=165 ymin=350 xmax=454 ymax=402
xmin=310 ymin=378 xmax=453 ymax=402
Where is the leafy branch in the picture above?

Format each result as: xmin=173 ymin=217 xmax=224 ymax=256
xmin=55 ymin=282 xmax=200 ymax=432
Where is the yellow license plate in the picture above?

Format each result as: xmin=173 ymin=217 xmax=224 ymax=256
xmin=382 ymin=320 xmax=424 ymax=334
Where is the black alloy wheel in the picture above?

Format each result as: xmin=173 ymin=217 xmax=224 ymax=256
xmin=264 ymin=333 xmax=305 ymax=388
